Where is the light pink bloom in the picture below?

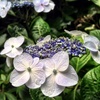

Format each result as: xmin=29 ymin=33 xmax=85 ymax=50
xmin=41 ymin=51 xmax=78 ymax=97
xmin=10 ymin=53 xmax=46 ymax=89
xmin=0 ymin=36 xmax=24 ymax=58
xmin=33 ymin=0 xmax=55 ymax=13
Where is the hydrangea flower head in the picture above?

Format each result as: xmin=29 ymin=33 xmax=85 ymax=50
xmin=33 ymin=0 xmax=55 ymax=13
xmin=0 ymin=1 xmax=11 ymax=18
xmin=41 ymin=51 xmax=78 ymax=97
xmin=10 ymin=53 xmax=46 ymax=88
xmin=83 ymin=35 xmax=100 ymax=64
xmin=0 ymin=36 xmax=24 ymax=58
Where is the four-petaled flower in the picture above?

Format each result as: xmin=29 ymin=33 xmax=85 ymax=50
xmin=0 ymin=1 xmax=11 ymax=18
xmin=0 ymin=36 xmax=24 ymax=58
xmin=83 ymin=35 xmax=100 ymax=64
xmin=41 ymin=51 xmax=78 ymax=97
xmin=10 ymin=53 xmax=46 ymax=88
xmin=33 ymin=0 xmax=55 ymax=13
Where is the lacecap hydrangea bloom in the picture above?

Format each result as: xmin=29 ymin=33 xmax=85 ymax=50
xmin=0 ymin=1 xmax=11 ymax=18
xmin=33 ymin=0 xmax=55 ymax=13
xmin=83 ymin=35 xmax=100 ymax=64
xmin=10 ymin=53 xmax=46 ymax=89
xmin=24 ymin=36 xmax=86 ymax=58
xmin=0 ymin=36 xmax=24 ymax=58
xmin=41 ymin=51 xmax=78 ymax=97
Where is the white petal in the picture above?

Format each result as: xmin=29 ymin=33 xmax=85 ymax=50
xmin=44 ymin=58 xmax=55 ymax=77
xmin=33 ymin=0 xmax=41 ymax=6
xmin=14 ymin=53 xmax=33 ymax=71
xmin=91 ymin=51 xmax=100 ymax=64
xmin=6 ymin=57 xmax=13 ymax=67
xmin=41 ymin=75 xmax=65 ymax=97
xmin=83 ymin=42 xmax=98 ymax=52
xmin=0 ymin=10 xmax=7 ymax=18
xmin=15 ymin=36 xmax=24 ymax=48
xmin=42 ymin=0 xmax=49 ymax=5
xmin=56 ymin=65 xmax=78 ymax=87
xmin=4 ymin=36 xmax=24 ymax=48
xmin=10 ymin=70 xmax=30 ymax=87
xmin=36 ymin=35 xmax=51 ymax=47
xmin=4 ymin=37 xmax=17 ymax=48
xmin=43 ymin=1 xmax=55 ymax=12
xmin=84 ymin=35 xmax=100 ymax=46
xmin=34 ymin=5 xmax=44 ymax=12
xmin=52 ymin=51 xmax=69 ymax=71
xmin=0 ymin=46 xmax=12 ymax=55
xmin=64 ymin=30 xmax=88 ymax=37
xmin=6 ymin=47 xmax=23 ymax=58
xmin=26 ymin=69 xmax=46 ymax=89
xmin=31 ymin=57 xmax=39 ymax=67
xmin=6 ymin=2 xmax=12 ymax=10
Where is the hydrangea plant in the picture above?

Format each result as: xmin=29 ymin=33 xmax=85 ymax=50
xmin=0 ymin=0 xmax=100 ymax=100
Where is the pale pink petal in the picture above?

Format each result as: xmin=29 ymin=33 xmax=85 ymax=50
xmin=34 ymin=5 xmax=44 ymax=12
xmin=10 ymin=70 xmax=30 ymax=87
xmin=4 ymin=37 xmax=17 ymax=48
xmin=52 ymin=51 xmax=69 ymax=71
xmin=42 ymin=0 xmax=49 ymax=5
xmin=31 ymin=57 xmax=39 ymax=68
xmin=6 ymin=2 xmax=12 ymax=10
xmin=84 ymin=35 xmax=100 ymax=46
xmin=15 ymin=36 xmax=24 ymax=48
xmin=55 ymin=65 xmax=78 ymax=87
xmin=83 ymin=42 xmax=98 ymax=52
xmin=6 ymin=47 xmax=23 ymax=58
xmin=0 ymin=46 xmax=12 ymax=55
xmin=91 ymin=51 xmax=100 ymax=64
xmin=33 ymin=0 xmax=41 ymax=6
xmin=14 ymin=53 xmax=33 ymax=71
xmin=6 ymin=57 xmax=13 ymax=67
xmin=36 ymin=35 xmax=51 ymax=47
xmin=26 ymin=69 xmax=46 ymax=89
xmin=41 ymin=75 xmax=65 ymax=97
xmin=0 ymin=10 xmax=7 ymax=18
xmin=44 ymin=58 xmax=55 ymax=77
xmin=43 ymin=1 xmax=55 ymax=12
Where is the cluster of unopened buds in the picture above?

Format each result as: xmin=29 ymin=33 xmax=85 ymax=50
xmin=0 ymin=35 xmax=81 ymax=97
xmin=0 ymin=0 xmax=55 ymax=18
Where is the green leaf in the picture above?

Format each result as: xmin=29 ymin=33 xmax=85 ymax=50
xmin=7 ymin=24 xmax=28 ymax=37
xmin=31 ymin=17 xmax=50 ymax=41
xmin=5 ymin=92 xmax=17 ymax=100
xmin=90 ymin=29 xmax=100 ymax=40
xmin=0 ymin=34 xmax=7 ymax=46
xmin=91 ymin=0 xmax=100 ymax=6
xmin=1 ymin=74 xmax=6 ymax=81
xmin=80 ymin=66 xmax=100 ymax=100
xmin=29 ymin=89 xmax=45 ymax=100
xmin=70 ymin=52 xmax=91 ymax=72
xmin=0 ymin=93 xmax=6 ymax=100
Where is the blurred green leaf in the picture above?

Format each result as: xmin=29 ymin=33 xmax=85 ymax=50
xmin=80 ymin=66 xmax=100 ymax=100
xmin=0 ymin=93 xmax=6 ymax=100
xmin=70 ymin=52 xmax=91 ymax=72
xmin=5 ymin=92 xmax=17 ymax=100
xmin=91 ymin=0 xmax=100 ymax=7
xmin=7 ymin=24 xmax=28 ymax=37
xmin=90 ymin=29 xmax=100 ymax=40
xmin=0 ymin=34 xmax=7 ymax=46
xmin=1 ymin=74 xmax=6 ymax=82
xmin=31 ymin=17 xmax=50 ymax=41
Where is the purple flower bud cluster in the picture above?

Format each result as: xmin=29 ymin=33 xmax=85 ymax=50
xmin=12 ymin=1 xmax=34 ymax=8
xmin=24 ymin=37 xmax=86 ymax=59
